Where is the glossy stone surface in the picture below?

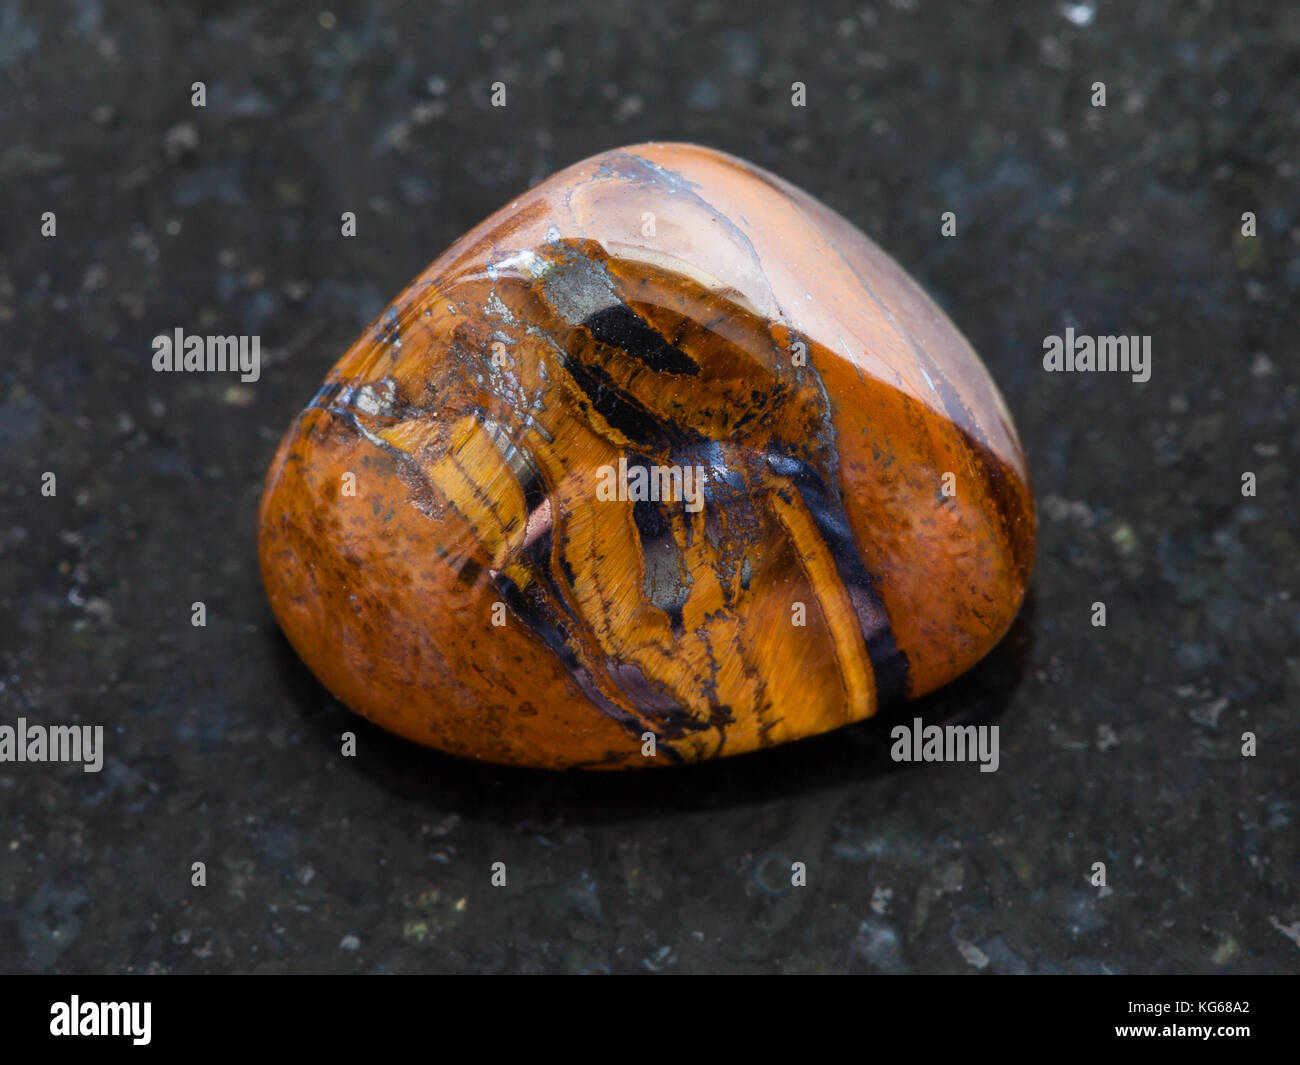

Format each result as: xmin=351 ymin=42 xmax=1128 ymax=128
xmin=258 ymin=143 xmax=1035 ymax=769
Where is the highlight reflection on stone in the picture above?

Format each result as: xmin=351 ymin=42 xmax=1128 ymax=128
xmin=258 ymin=143 xmax=1036 ymax=769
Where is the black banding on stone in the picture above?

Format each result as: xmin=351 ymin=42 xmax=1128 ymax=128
xmin=768 ymin=450 xmax=912 ymax=707
xmin=584 ymin=305 xmax=699 ymax=375
xmin=562 ymin=356 xmax=712 ymax=455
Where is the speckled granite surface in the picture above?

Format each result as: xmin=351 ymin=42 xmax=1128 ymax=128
xmin=1 ymin=0 xmax=1296 ymax=973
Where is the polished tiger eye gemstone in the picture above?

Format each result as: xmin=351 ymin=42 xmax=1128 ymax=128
xmin=258 ymin=142 xmax=1035 ymax=770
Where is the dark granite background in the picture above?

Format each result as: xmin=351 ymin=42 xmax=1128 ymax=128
xmin=1 ymin=0 xmax=1297 ymax=974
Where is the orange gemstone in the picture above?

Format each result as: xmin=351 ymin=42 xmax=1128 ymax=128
xmin=258 ymin=143 xmax=1036 ymax=769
